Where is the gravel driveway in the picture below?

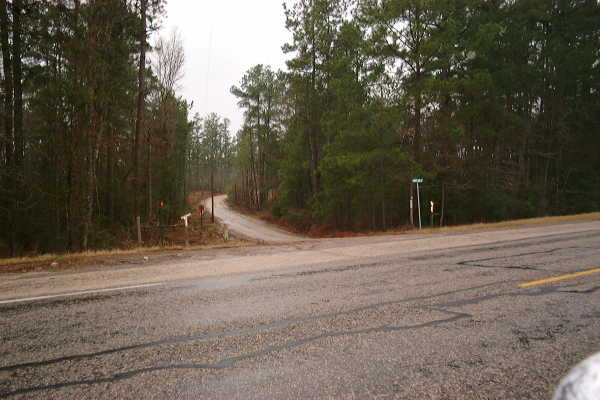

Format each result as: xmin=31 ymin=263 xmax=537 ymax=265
xmin=203 ymin=195 xmax=303 ymax=242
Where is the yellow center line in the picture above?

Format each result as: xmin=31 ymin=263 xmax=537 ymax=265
xmin=519 ymin=267 xmax=600 ymax=288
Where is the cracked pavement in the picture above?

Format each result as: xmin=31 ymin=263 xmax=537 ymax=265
xmin=1 ymin=221 xmax=599 ymax=399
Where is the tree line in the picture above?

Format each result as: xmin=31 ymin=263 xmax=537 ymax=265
xmin=231 ymin=0 xmax=600 ymax=232
xmin=0 ymin=0 xmax=232 ymax=256
xmin=1 ymin=0 xmax=598 ymax=255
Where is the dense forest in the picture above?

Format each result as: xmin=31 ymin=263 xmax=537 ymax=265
xmin=231 ymin=0 xmax=600 ymax=232
xmin=1 ymin=0 xmax=599 ymax=256
xmin=0 ymin=0 xmax=232 ymax=256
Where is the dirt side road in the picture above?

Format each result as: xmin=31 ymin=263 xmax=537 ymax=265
xmin=203 ymin=194 xmax=303 ymax=242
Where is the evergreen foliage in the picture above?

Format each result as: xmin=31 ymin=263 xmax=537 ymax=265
xmin=231 ymin=0 xmax=600 ymax=231
xmin=1 ymin=0 xmax=598 ymax=254
xmin=0 ymin=0 xmax=209 ymax=255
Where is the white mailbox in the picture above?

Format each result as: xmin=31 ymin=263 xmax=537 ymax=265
xmin=180 ymin=213 xmax=192 ymax=227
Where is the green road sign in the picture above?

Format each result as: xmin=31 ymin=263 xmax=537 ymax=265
xmin=412 ymin=178 xmax=423 ymax=183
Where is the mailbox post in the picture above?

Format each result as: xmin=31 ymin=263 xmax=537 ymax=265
xmin=180 ymin=213 xmax=191 ymax=247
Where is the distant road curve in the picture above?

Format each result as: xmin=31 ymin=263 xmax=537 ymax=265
xmin=203 ymin=195 xmax=305 ymax=243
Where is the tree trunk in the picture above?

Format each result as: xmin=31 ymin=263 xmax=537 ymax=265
xmin=307 ymin=24 xmax=320 ymax=198
xmin=0 ymin=0 xmax=13 ymax=168
xmin=1 ymin=0 xmax=24 ymax=255
xmin=307 ymin=125 xmax=319 ymax=196
xmin=134 ymin=0 xmax=147 ymax=221
xmin=0 ymin=0 xmax=14 ymax=254
xmin=83 ymin=122 xmax=97 ymax=250
xmin=413 ymin=79 xmax=422 ymax=162
xmin=12 ymin=0 xmax=22 ymax=168
xmin=107 ymin=130 xmax=114 ymax=226
xmin=248 ymin=127 xmax=259 ymax=210
xmin=255 ymin=95 xmax=262 ymax=209
xmin=147 ymin=138 xmax=152 ymax=221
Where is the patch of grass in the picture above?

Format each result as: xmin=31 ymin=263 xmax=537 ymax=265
xmin=0 ymin=240 xmax=255 ymax=274
xmin=2 ymin=209 xmax=597 ymax=274
xmin=0 ymin=246 xmax=181 ymax=267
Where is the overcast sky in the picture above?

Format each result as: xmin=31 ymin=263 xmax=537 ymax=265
xmin=157 ymin=1 xmax=292 ymax=135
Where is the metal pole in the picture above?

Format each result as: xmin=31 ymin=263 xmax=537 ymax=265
xmin=410 ymin=195 xmax=414 ymax=226
xmin=416 ymin=182 xmax=422 ymax=229
xmin=410 ymin=183 xmax=414 ymax=226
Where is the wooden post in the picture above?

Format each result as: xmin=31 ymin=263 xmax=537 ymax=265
xmin=381 ymin=184 xmax=386 ymax=230
xmin=440 ymin=183 xmax=446 ymax=227
xmin=223 ymin=224 xmax=229 ymax=241
xmin=159 ymin=222 xmax=164 ymax=246
xmin=136 ymin=216 xmax=142 ymax=245
xmin=211 ymin=168 xmax=215 ymax=223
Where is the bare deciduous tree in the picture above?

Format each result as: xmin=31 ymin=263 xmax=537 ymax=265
xmin=145 ymin=29 xmax=186 ymax=220
xmin=154 ymin=29 xmax=185 ymax=98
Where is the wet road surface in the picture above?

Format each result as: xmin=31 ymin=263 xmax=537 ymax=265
xmin=1 ymin=221 xmax=599 ymax=399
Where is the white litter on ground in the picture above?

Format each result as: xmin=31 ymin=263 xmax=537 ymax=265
xmin=553 ymin=353 xmax=600 ymax=400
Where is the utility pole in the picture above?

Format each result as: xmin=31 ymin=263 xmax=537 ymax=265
xmin=133 ymin=0 xmax=147 ymax=241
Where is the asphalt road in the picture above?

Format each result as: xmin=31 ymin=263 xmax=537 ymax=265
xmin=203 ymin=195 xmax=303 ymax=242
xmin=1 ymin=221 xmax=599 ymax=399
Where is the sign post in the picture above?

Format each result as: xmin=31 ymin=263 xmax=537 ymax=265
xmin=409 ymin=183 xmax=414 ymax=226
xmin=430 ymin=201 xmax=435 ymax=227
xmin=412 ymin=178 xmax=423 ymax=229
xmin=410 ymin=194 xmax=414 ymax=226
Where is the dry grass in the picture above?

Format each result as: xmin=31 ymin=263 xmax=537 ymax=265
xmin=2 ymin=208 xmax=597 ymax=274
xmin=248 ymin=205 xmax=600 ymax=238
xmin=0 ymin=240 xmax=255 ymax=274
xmin=370 ymin=211 xmax=600 ymax=237
xmin=0 ymin=246 xmax=179 ymax=267
xmin=417 ymin=212 xmax=599 ymax=233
